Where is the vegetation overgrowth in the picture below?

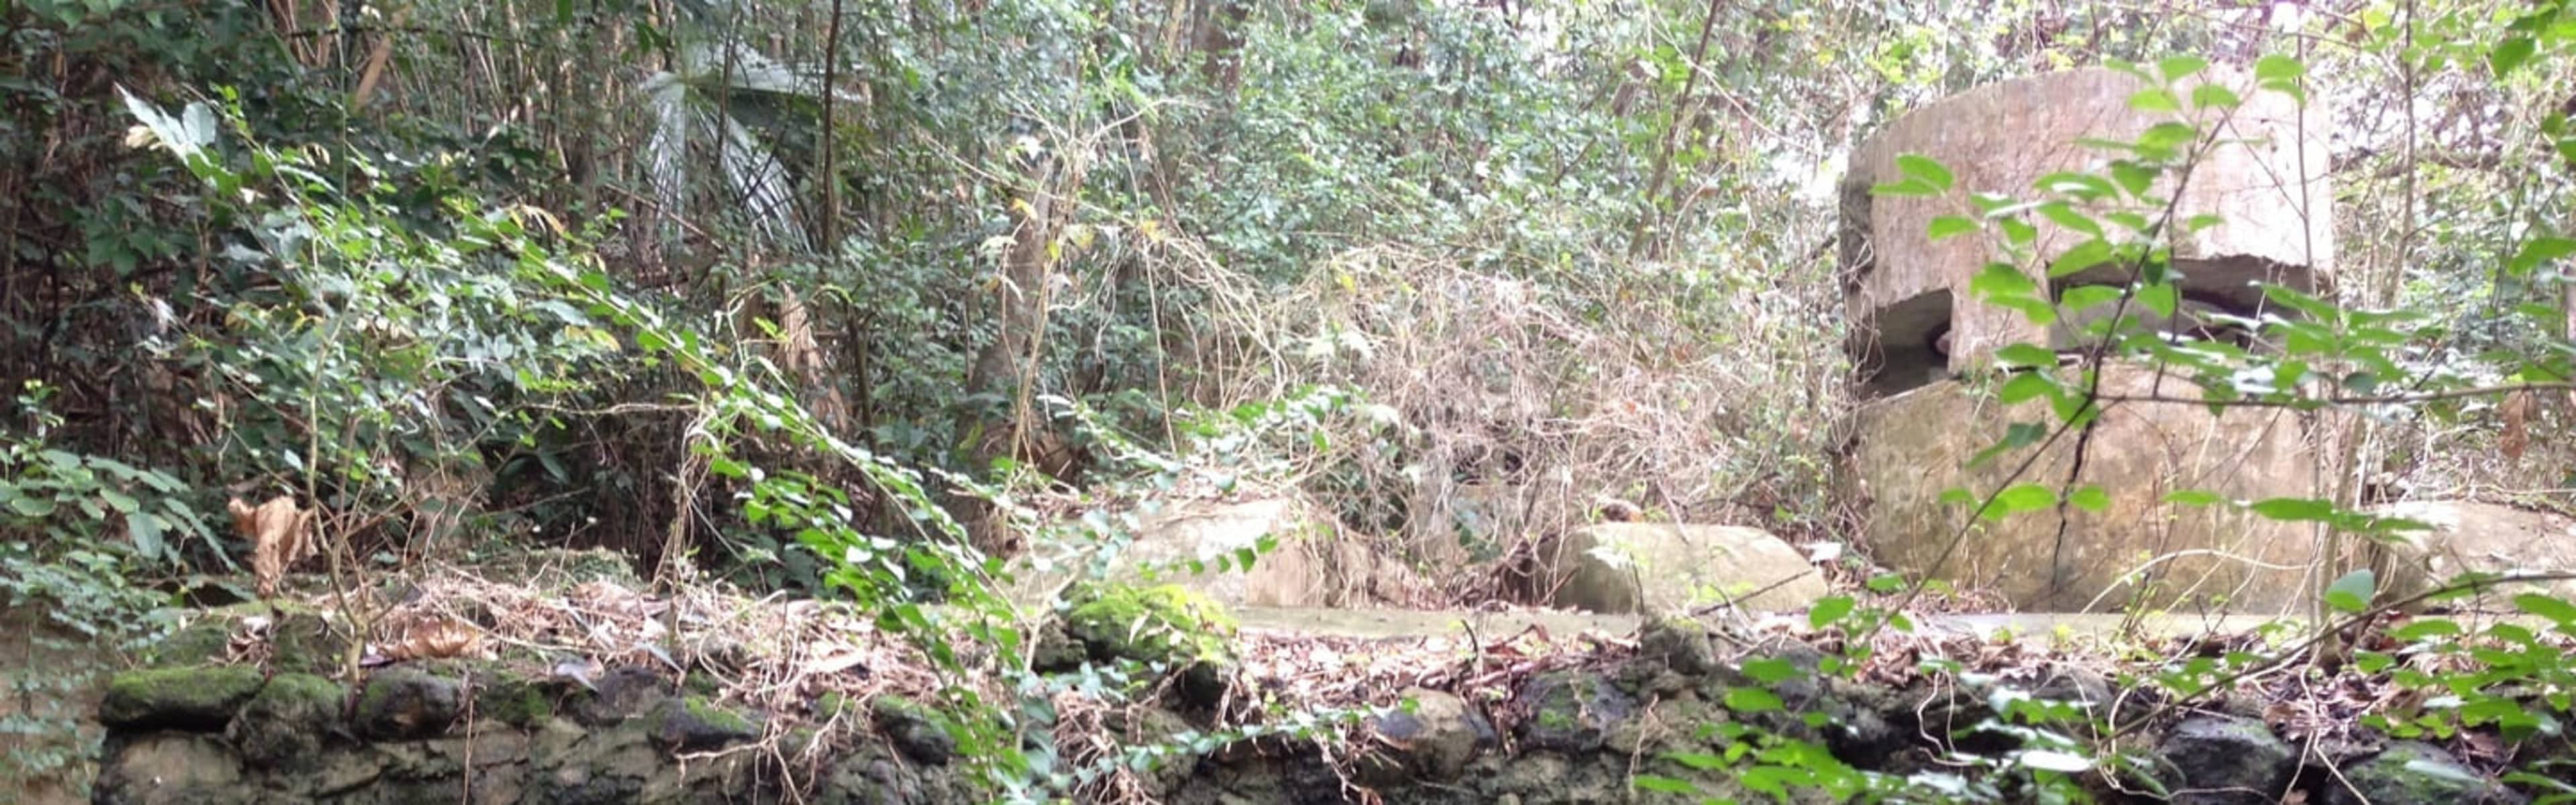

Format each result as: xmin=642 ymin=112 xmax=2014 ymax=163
xmin=5 ymin=0 xmax=2576 ymax=802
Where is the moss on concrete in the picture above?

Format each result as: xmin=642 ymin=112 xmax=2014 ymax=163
xmin=1063 ymin=583 xmax=1237 ymax=667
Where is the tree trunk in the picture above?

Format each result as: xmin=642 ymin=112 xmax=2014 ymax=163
xmin=961 ymin=154 xmax=1059 ymax=468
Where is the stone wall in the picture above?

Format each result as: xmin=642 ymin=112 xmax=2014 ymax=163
xmin=88 ymin=619 xmax=2538 ymax=804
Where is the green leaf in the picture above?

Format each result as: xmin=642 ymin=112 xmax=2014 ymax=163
xmin=1631 ymin=775 xmax=1698 ymax=794
xmin=1971 ymin=262 xmax=2039 ymax=299
xmin=2069 ymin=486 xmax=2110 ymax=513
xmin=2165 ymin=490 xmax=2222 ymax=506
xmin=2035 ymin=172 xmax=2118 ymax=201
xmin=2037 ymin=201 xmax=2102 ymax=236
xmin=1739 ymin=657 xmax=1801 ymax=684
xmin=1996 ymin=343 xmax=2060 ymax=368
xmin=2325 ymin=569 xmax=2376 ymax=613
xmin=2158 ymin=55 xmax=2210 ymax=82
xmin=1725 ymin=686 xmax=1786 ymax=713
xmin=2492 ymin=36 xmax=2538 ymax=78
xmin=2249 ymin=497 xmax=2334 ymax=521
xmin=2255 ymin=54 xmax=2304 ymax=83
xmin=1662 ymin=751 xmax=1729 ymax=771
xmin=1927 ymin=215 xmax=1979 ymax=241
xmin=9 ymin=495 xmax=58 ymax=517
xmin=2190 ymin=84 xmax=2242 ymax=110
xmin=2513 ymin=593 xmax=2576 ymax=625
xmin=2509 ymin=237 xmax=2576 ymax=277
xmin=2387 ymin=619 xmax=2462 ymax=642
xmin=1810 ymin=596 xmax=1856 ymax=628
xmin=2137 ymin=121 xmax=2200 ymax=156
xmin=1992 ymin=483 xmax=2058 ymax=517
xmin=1999 ymin=372 xmax=2055 ymax=405
xmin=2047 ymin=239 xmax=2115 ymax=278
xmin=2127 ymin=88 xmax=2181 ymax=113
xmin=2059 ymin=284 xmax=2126 ymax=313
xmin=1871 ymin=178 xmax=1939 ymax=198
xmin=2110 ymin=162 xmax=2158 ymax=197
xmin=1997 ymin=216 xmax=2039 ymax=246
xmin=1897 ymin=153 xmax=1955 ymax=193
xmin=2136 ymin=282 xmax=2179 ymax=319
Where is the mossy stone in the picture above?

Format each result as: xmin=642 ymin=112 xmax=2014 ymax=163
xmin=227 ymin=673 xmax=345 ymax=769
xmin=1063 ymin=583 xmax=1236 ymax=667
xmin=2324 ymin=741 xmax=2523 ymax=805
xmin=148 ymin=603 xmax=348 ymax=675
xmin=356 ymin=667 xmax=463 ymax=739
xmin=871 ymin=694 xmax=956 ymax=766
xmin=646 ymin=695 xmax=759 ymax=753
xmin=1515 ymin=669 xmax=1635 ymax=752
xmin=100 ymin=665 xmax=267 ymax=729
xmin=475 ymin=674 xmax=557 ymax=729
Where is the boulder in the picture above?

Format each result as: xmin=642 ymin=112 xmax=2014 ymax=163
xmin=644 ymin=696 xmax=761 ymax=753
xmin=2321 ymin=741 xmax=2525 ymax=805
xmin=1368 ymin=688 xmax=1493 ymax=782
xmin=1843 ymin=366 xmax=2324 ymax=612
xmin=1514 ymin=670 xmax=1635 ymax=753
xmin=225 ymin=673 xmax=345 ymax=770
xmin=1527 ymin=523 xmax=1825 ymax=614
xmin=2372 ymin=500 xmax=2576 ymax=606
xmin=1008 ymin=498 xmax=1409 ymax=608
xmin=354 ymin=667 xmax=463 ymax=740
xmin=2155 ymin=715 xmax=2294 ymax=805
xmin=872 ymin=695 xmax=957 ymax=766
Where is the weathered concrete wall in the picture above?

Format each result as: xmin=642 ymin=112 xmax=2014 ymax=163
xmin=1837 ymin=66 xmax=2340 ymax=611
xmin=1003 ymin=497 xmax=1421 ymax=609
xmin=1841 ymin=66 xmax=2334 ymax=390
xmin=1517 ymin=523 xmax=1827 ymax=614
xmin=2374 ymin=500 xmax=2576 ymax=604
xmin=1844 ymin=366 xmax=2324 ymax=613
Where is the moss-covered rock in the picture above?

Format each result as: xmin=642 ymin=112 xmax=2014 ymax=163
xmin=2322 ymin=741 xmax=2525 ymax=805
xmin=1638 ymin=616 xmax=1717 ymax=676
xmin=871 ymin=695 xmax=956 ymax=766
xmin=1515 ymin=670 xmax=1635 ymax=753
xmin=146 ymin=602 xmax=349 ymax=675
xmin=645 ymin=695 xmax=761 ymax=753
xmin=226 ymin=672 xmax=345 ymax=769
xmin=573 ymin=664 xmax=672 ymax=727
xmin=99 ymin=665 xmax=267 ymax=730
xmin=356 ymin=667 xmax=463 ymax=739
xmin=475 ymin=674 xmax=557 ymax=729
xmin=1063 ymin=583 xmax=1236 ymax=667
xmin=2155 ymin=714 xmax=2293 ymax=805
